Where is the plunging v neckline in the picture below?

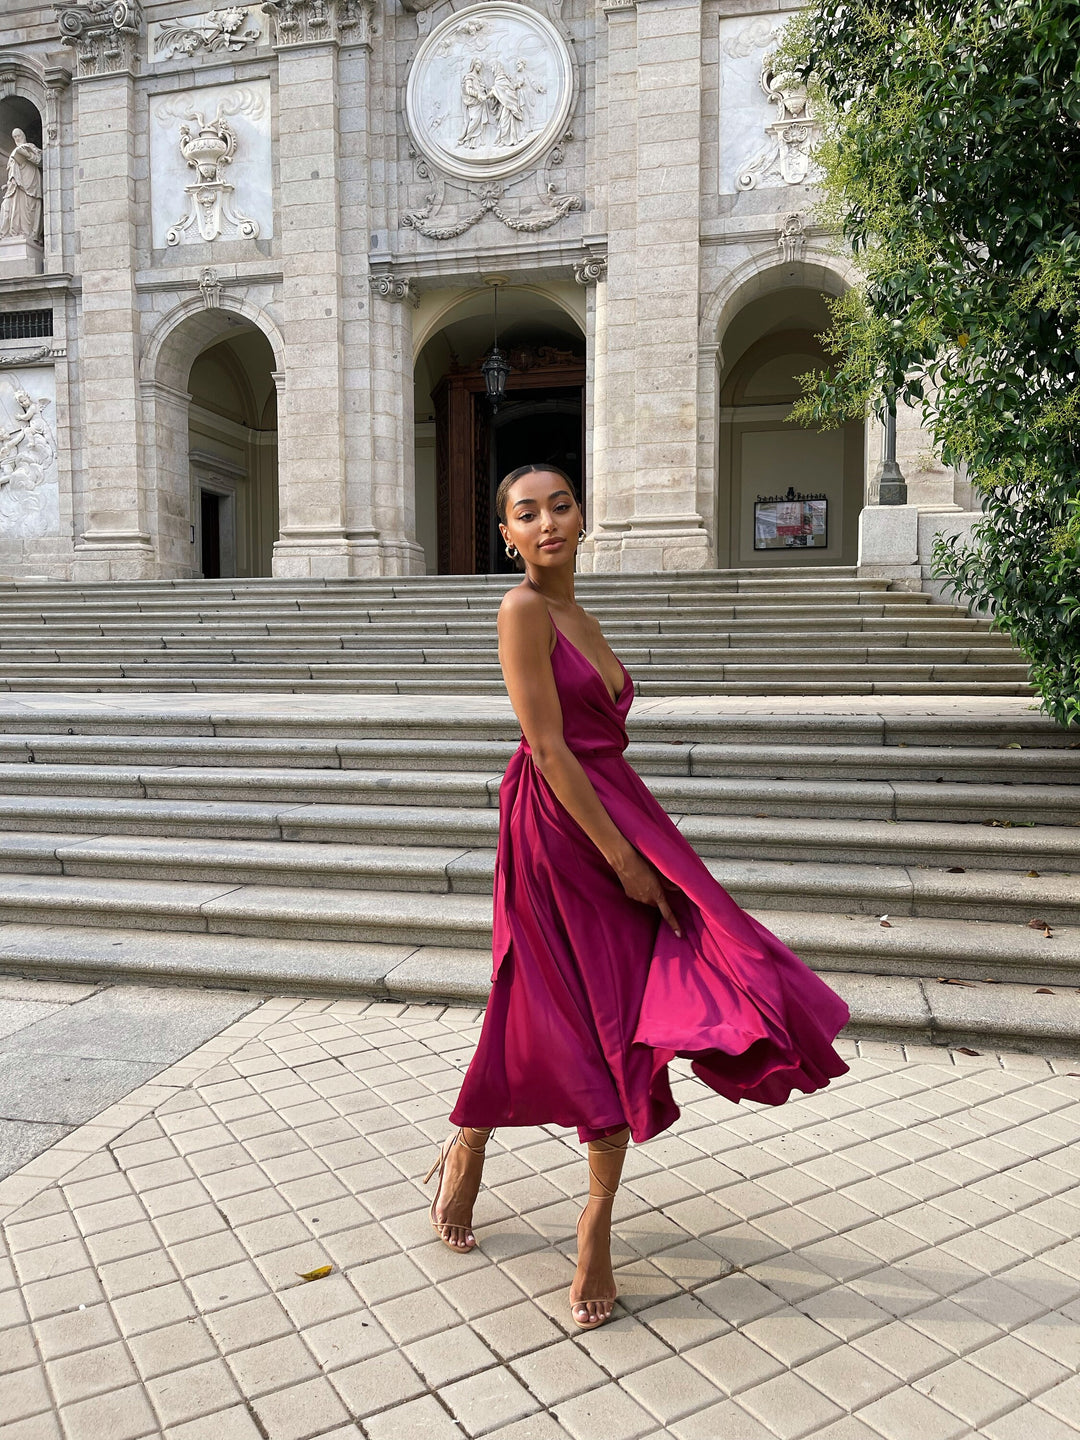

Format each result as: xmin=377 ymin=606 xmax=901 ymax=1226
xmin=549 ymin=616 xmax=628 ymax=706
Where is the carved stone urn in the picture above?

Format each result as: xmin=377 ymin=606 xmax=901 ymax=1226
xmin=179 ymin=118 xmax=234 ymax=184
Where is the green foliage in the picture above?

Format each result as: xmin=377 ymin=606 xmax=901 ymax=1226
xmin=782 ymin=0 xmax=1080 ymax=726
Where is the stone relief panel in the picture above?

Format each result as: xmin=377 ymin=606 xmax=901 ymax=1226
xmin=149 ymin=6 xmax=268 ymax=63
xmin=149 ymin=81 xmax=272 ymax=248
xmin=0 ymin=368 xmax=59 ymax=542
xmin=405 ymin=2 xmax=575 ymax=184
xmin=718 ymin=13 xmax=819 ymax=197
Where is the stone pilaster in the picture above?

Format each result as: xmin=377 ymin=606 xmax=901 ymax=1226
xmin=268 ymin=7 xmax=350 ymax=578
xmin=367 ymin=277 xmax=426 ymax=574
xmin=589 ymin=0 xmax=711 ymax=572
xmin=59 ymin=3 xmax=155 ymax=579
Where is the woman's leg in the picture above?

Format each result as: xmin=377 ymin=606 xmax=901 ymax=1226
xmin=570 ymin=1126 xmax=630 ymax=1326
xmin=430 ymin=1126 xmax=493 ymax=1251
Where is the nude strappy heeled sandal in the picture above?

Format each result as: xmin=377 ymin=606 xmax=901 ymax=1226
xmin=423 ymin=1126 xmax=494 ymax=1252
xmin=569 ymin=1129 xmax=629 ymax=1329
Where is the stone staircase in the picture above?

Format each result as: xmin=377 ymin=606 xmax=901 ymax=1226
xmin=0 ymin=568 xmax=1030 ymax=694
xmin=0 ymin=570 xmax=1076 ymax=1053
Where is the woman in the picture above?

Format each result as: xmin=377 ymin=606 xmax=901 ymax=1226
xmin=424 ymin=463 xmax=851 ymax=1330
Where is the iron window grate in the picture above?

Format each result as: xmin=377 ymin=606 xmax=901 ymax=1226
xmin=0 ymin=310 xmax=53 ymax=341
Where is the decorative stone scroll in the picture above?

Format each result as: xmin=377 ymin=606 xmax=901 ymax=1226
xmin=199 ymin=266 xmax=224 ymax=307
xmin=262 ymin=0 xmax=374 ymax=49
xmin=573 ymin=254 xmax=606 ymax=285
xmin=404 ymin=2 xmax=575 ymax=184
xmin=777 ymin=212 xmax=806 ymax=264
xmin=166 ymin=103 xmax=260 ymax=244
xmin=151 ymin=6 xmax=266 ymax=62
xmin=369 ymin=274 xmax=419 ymax=306
xmin=55 ymin=1 xmax=144 ymax=78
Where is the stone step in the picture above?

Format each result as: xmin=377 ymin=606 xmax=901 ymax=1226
xmin=0 ymin=760 xmax=1069 ymax=822
xmin=2 ymin=829 xmax=1074 ymax=924
xmin=0 ymin=679 xmax=1034 ymax=698
xmin=2 ymin=733 xmax=1076 ymax=782
xmin=0 ymin=920 xmax=1076 ymax=1054
xmin=0 ymin=596 xmax=945 ymax=620
xmin=0 ymin=703 xmax=1065 ymax=748
xmin=0 ymin=794 xmax=1075 ymax=871
xmin=0 ymin=870 xmax=1073 ymax=985
xmin=0 ymin=645 xmax=1021 ymax=668
xmin=0 ymin=616 xmax=995 ymax=636
xmin=0 ymin=661 xmax=1032 ymax=684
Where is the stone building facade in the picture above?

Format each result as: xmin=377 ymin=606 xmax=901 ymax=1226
xmin=0 ymin=0 xmax=975 ymax=582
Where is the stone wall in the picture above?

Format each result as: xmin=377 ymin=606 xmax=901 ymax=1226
xmin=0 ymin=0 xmax=966 ymax=581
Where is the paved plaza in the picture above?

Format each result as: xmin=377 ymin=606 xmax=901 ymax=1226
xmin=1 ymin=980 xmax=1079 ymax=1440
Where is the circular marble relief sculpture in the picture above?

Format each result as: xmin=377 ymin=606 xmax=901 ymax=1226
xmin=405 ymin=2 xmax=575 ymax=183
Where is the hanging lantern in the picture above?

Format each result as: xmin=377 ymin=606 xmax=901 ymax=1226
xmin=482 ymin=279 xmax=511 ymax=411
xmin=481 ymin=344 xmax=511 ymax=410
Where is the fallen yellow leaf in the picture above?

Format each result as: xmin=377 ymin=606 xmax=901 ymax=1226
xmin=296 ymin=1265 xmax=334 ymax=1283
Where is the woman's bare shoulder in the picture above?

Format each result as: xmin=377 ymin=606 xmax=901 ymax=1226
xmin=498 ymin=584 xmax=551 ymax=633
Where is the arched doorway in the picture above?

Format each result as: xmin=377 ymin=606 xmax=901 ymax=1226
xmin=187 ymin=326 xmax=278 ymax=577
xmin=717 ymin=285 xmax=864 ymax=568
xmin=414 ymin=288 xmax=585 ymax=574
xmin=141 ymin=301 xmax=283 ymax=578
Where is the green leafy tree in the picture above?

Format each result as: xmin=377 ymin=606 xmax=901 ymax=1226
xmin=782 ymin=0 xmax=1080 ymax=726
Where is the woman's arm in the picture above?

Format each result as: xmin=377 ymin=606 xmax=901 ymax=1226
xmin=497 ymin=587 xmax=681 ymax=936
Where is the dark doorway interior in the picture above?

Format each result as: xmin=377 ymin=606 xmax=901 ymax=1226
xmin=433 ymin=345 xmax=586 ymax=574
xmin=200 ymin=490 xmax=222 ymax=579
xmin=487 ymin=391 xmax=582 ymax=574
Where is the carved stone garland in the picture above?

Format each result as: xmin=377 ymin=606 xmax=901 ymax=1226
xmin=55 ymin=1 xmax=144 ymax=78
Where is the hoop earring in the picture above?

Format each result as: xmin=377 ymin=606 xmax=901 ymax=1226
xmin=578 ymin=528 xmax=586 ymax=541
xmin=505 ymin=542 xmax=518 ymax=558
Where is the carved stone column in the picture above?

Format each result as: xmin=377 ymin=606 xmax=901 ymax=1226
xmin=589 ymin=0 xmax=712 ymax=572
xmin=57 ymin=1 xmax=156 ymax=579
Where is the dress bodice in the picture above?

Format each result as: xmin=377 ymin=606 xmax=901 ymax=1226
xmin=517 ymin=616 xmax=633 ymax=761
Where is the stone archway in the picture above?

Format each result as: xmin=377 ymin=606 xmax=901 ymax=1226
xmin=714 ymin=284 xmax=864 ymax=568
xmin=140 ymin=299 xmax=284 ymax=578
xmin=413 ymin=285 xmax=586 ymax=575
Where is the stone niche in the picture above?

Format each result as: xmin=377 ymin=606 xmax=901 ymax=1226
xmin=0 ymin=94 xmax=45 ymax=278
xmin=149 ymin=79 xmax=273 ymax=249
xmin=0 ymin=365 xmax=59 ymax=552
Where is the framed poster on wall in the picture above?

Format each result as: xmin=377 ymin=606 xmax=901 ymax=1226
xmin=754 ymin=487 xmax=828 ymax=550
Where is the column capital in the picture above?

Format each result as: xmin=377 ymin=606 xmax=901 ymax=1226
xmin=55 ymin=1 xmax=143 ymax=80
xmin=369 ymin=272 xmax=419 ymax=308
xmin=262 ymin=0 xmax=373 ymax=50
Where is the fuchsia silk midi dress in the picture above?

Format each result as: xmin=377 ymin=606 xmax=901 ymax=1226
xmin=449 ymin=613 xmax=851 ymax=1145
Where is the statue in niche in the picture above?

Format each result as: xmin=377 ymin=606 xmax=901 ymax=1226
xmin=0 ymin=130 xmax=43 ymax=243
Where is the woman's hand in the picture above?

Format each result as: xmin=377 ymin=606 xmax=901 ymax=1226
xmin=611 ymin=847 xmax=682 ymax=937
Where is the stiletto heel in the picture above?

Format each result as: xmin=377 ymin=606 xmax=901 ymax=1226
xmin=424 ymin=1126 xmax=494 ymax=1253
xmin=569 ymin=1129 xmax=629 ymax=1330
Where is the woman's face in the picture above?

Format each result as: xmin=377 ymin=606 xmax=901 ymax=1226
xmin=501 ymin=472 xmax=582 ymax=568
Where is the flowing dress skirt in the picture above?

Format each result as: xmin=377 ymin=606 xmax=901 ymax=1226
xmin=450 ymin=618 xmax=850 ymax=1145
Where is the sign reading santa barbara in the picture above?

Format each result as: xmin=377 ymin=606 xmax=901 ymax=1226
xmin=404 ymin=2 xmax=576 ymax=183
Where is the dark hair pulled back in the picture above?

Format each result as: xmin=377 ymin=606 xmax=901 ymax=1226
xmin=495 ymin=462 xmax=580 ymax=525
